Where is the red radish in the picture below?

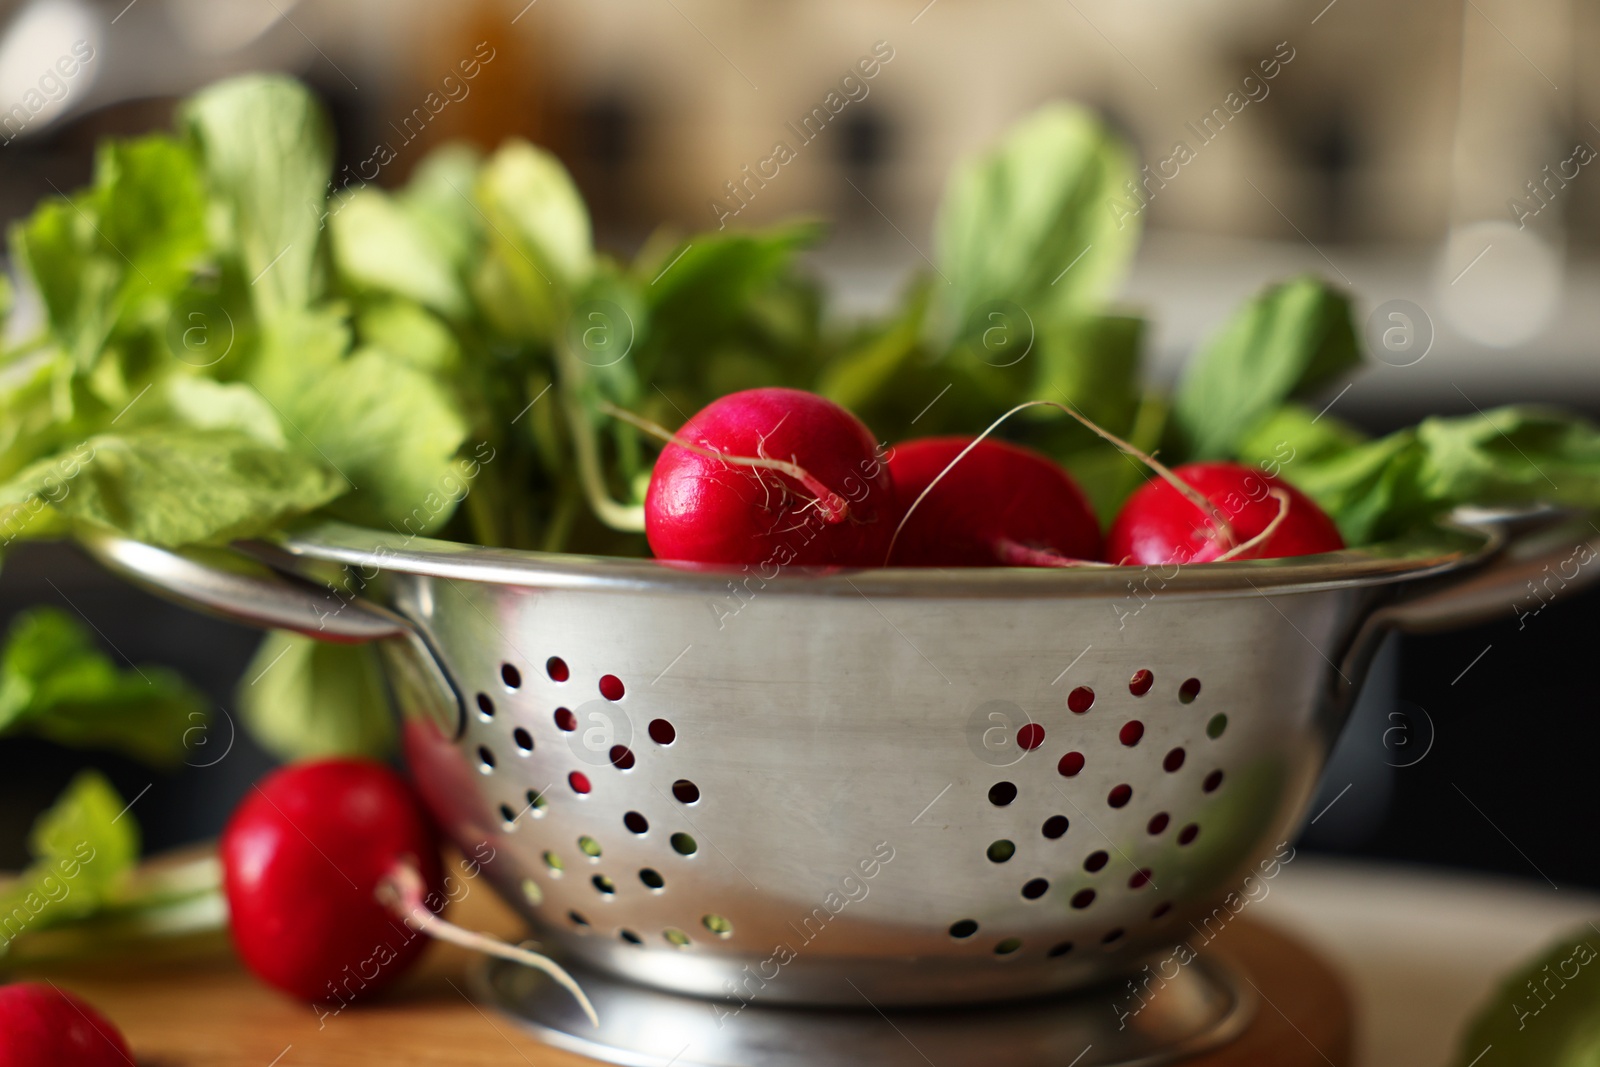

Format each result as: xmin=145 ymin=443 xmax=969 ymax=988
xmin=641 ymin=388 xmax=894 ymax=566
xmin=0 ymin=982 xmax=132 ymax=1067
xmin=222 ymin=758 xmax=595 ymax=1025
xmin=886 ymin=436 xmax=1100 ymax=566
xmin=1105 ymin=461 xmax=1344 ymax=565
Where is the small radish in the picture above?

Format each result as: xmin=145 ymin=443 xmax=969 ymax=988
xmin=638 ymin=388 xmax=895 ymax=566
xmin=221 ymin=758 xmax=594 ymax=1024
xmin=1105 ymin=461 xmax=1344 ymax=565
xmin=0 ymin=982 xmax=132 ymax=1067
xmin=886 ymin=436 xmax=1100 ymax=566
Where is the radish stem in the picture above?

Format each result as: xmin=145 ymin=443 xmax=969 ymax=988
xmin=376 ymin=862 xmax=599 ymax=1028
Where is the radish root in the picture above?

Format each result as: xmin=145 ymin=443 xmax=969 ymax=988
xmin=599 ymin=401 xmax=851 ymax=523
xmin=886 ymin=399 xmax=1239 ymax=566
xmin=993 ymin=538 xmax=1115 ymax=568
xmin=1213 ymin=488 xmax=1291 ymax=562
xmin=376 ymin=862 xmax=600 ymax=1028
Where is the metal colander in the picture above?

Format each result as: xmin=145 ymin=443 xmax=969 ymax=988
xmin=86 ymin=509 xmax=1600 ymax=1062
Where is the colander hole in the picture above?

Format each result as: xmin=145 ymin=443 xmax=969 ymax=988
xmin=1152 ymin=902 xmax=1173 ymax=919
xmin=1178 ymin=824 xmax=1200 ymax=845
xmin=949 ymin=920 xmax=979 ymax=939
xmin=1057 ymin=752 xmax=1086 ymax=778
xmin=986 ymin=840 xmax=1016 ymax=863
xmin=546 ymin=657 xmax=569 ymax=682
xmin=477 ymin=746 xmax=496 ymax=772
xmin=640 ymin=868 xmax=665 ymax=890
xmin=1017 ymin=723 xmax=1045 ymax=750
xmin=1179 ymin=677 xmax=1201 ymax=703
xmin=1108 ymin=784 xmax=1133 ymax=808
xmin=1148 ymin=812 xmax=1170 ymax=835
xmin=1129 ymin=869 xmax=1153 ymax=889
xmin=1163 ymin=748 xmax=1186 ymax=772
xmin=600 ymin=674 xmax=626 ymax=701
xmin=1068 ymin=686 xmax=1095 ymax=714
xmin=1048 ymin=941 xmax=1075 ymax=958
xmin=1084 ymin=850 xmax=1108 ymax=873
xmin=476 ymin=693 xmax=495 ymax=720
xmin=568 ymin=910 xmax=589 ymax=928
xmin=501 ymin=663 xmax=522 ymax=689
xmin=994 ymin=938 xmax=1022 ymax=956
xmin=664 ymin=928 xmax=691 ymax=948
xmin=1129 ymin=669 xmax=1154 ymax=696
xmin=1042 ymin=815 xmax=1070 ymax=839
xmin=623 ymin=811 xmax=649 ymax=834
xmin=988 ymin=782 xmax=1018 ymax=806
xmin=1207 ymin=714 xmax=1228 ymax=739
xmin=592 ymin=874 xmax=616 ymax=896
xmin=579 ymin=835 xmax=602 ymax=858
xmin=1119 ymin=721 xmax=1144 ymax=747
xmin=569 ymin=771 xmax=592 ymax=795
xmin=671 ymin=832 xmax=698 ymax=856
xmin=521 ymin=878 xmax=543 ymax=905
xmin=620 ymin=929 xmax=643 ymax=945
xmin=1071 ymin=889 xmax=1096 ymax=909
xmin=672 ymin=779 xmax=701 ymax=804
xmin=526 ymin=789 xmax=548 ymax=815
xmin=498 ymin=803 xmax=517 ymax=827
xmin=610 ymin=744 xmax=636 ymax=770
xmin=513 ymin=727 xmax=535 ymax=753
xmin=649 ymin=718 xmax=677 ymax=745
xmin=555 ymin=707 xmax=577 ymax=731
xmin=543 ymin=851 xmax=564 ymax=874
xmin=1203 ymin=770 xmax=1225 ymax=793
xmin=1101 ymin=928 xmax=1125 ymax=945
xmin=1022 ymin=878 xmax=1049 ymax=900
xmin=702 ymin=914 xmax=733 ymax=938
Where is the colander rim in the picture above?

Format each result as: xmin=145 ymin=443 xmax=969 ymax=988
xmin=270 ymin=514 xmax=1506 ymax=600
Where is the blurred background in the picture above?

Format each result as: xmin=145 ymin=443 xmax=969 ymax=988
xmin=0 ymin=0 xmax=1595 ymax=895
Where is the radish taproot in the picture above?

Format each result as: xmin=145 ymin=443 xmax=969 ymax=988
xmin=1105 ymin=461 xmax=1344 ymax=565
xmin=641 ymin=388 xmax=894 ymax=566
xmin=221 ymin=758 xmax=595 ymax=1024
xmin=886 ymin=436 xmax=1100 ymax=566
xmin=0 ymin=982 xmax=131 ymax=1067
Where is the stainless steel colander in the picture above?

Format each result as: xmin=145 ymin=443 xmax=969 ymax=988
xmin=85 ymin=509 xmax=1600 ymax=1065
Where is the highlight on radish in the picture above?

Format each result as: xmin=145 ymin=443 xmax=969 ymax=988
xmin=1105 ymin=461 xmax=1344 ymax=566
xmin=220 ymin=758 xmax=596 ymax=1027
xmin=886 ymin=436 xmax=1101 ymax=566
xmin=640 ymin=387 xmax=895 ymax=566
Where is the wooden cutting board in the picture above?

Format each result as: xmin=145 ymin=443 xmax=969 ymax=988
xmin=47 ymin=890 xmax=1351 ymax=1067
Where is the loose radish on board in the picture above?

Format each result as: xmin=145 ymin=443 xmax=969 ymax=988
xmin=221 ymin=759 xmax=595 ymax=1025
xmin=1105 ymin=461 xmax=1344 ymax=565
xmin=641 ymin=387 xmax=894 ymax=566
xmin=0 ymin=982 xmax=131 ymax=1067
xmin=886 ymin=436 xmax=1101 ymax=566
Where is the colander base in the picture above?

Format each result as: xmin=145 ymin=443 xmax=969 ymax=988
xmin=474 ymin=951 xmax=1254 ymax=1067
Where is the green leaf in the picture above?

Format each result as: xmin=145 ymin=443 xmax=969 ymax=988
xmin=0 ymin=771 xmax=140 ymax=952
xmin=1170 ymin=276 xmax=1359 ymax=461
xmin=1453 ymin=927 xmax=1600 ymax=1067
xmin=11 ymin=198 xmax=121 ymax=368
xmin=933 ymin=103 xmax=1140 ymax=337
xmin=0 ymin=608 xmax=207 ymax=767
xmin=397 ymin=142 xmax=484 ymax=276
xmin=281 ymin=348 xmax=468 ymax=533
xmin=93 ymin=135 xmax=209 ymax=300
xmin=237 ymin=632 xmax=393 ymax=761
xmin=355 ymin=300 xmax=460 ymax=375
xmin=160 ymin=378 xmax=286 ymax=447
xmin=329 ymin=187 xmax=468 ymax=317
xmin=182 ymin=74 xmax=333 ymax=321
xmin=0 ymin=429 xmax=346 ymax=547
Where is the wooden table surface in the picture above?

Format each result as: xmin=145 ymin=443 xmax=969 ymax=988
xmin=45 ymin=887 xmax=1350 ymax=1067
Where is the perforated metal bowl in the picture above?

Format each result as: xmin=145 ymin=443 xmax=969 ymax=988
xmin=86 ymin=510 xmax=1598 ymax=1015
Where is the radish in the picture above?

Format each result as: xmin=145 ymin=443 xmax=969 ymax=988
xmin=886 ymin=436 xmax=1100 ymax=566
xmin=221 ymin=758 xmax=595 ymax=1025
xmin=0 ymin=982 xmax=132 ymax=1067
xmin=637 ymin=388 xmax=895 ymax=566
xmin=1105 ymin=461 xmax=1344 ymax=565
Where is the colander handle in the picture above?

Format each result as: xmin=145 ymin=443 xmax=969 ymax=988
xmin=1378 ymin=509 xmax=1600 ymax=633
xmin=78 ymin=531 xmax=409 ymax=643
